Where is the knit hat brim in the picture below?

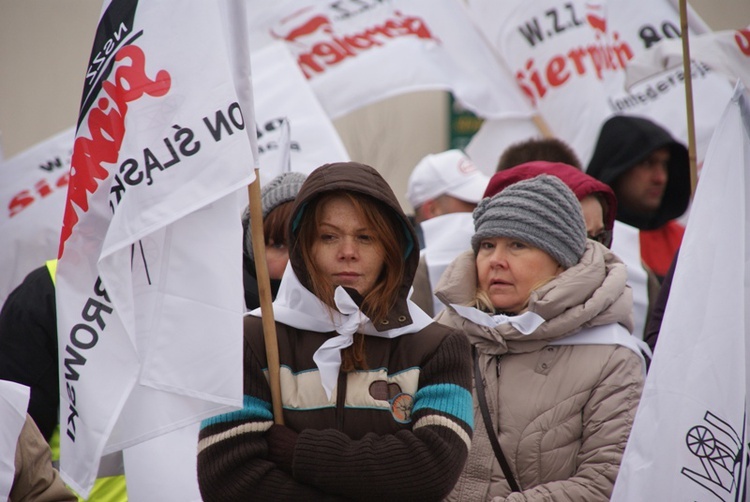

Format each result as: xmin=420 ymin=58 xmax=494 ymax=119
xmin=471 ymin=175 xmax=587 ymax=268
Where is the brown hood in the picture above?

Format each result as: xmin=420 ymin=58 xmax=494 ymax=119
xmin=287 ymin=162 xmax=419 ymax=330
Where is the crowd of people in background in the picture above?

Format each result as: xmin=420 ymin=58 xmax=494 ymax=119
xmin=1 ymin=113 xmax=690 ymax=500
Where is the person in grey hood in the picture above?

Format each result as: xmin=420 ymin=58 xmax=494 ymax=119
xmin=198 ymin=162 xmax=473 ymax=501
xmin=587 ymin=115 xmax=691 ymax=279
xmin=241 ymin=172 xmax=307 ymax=310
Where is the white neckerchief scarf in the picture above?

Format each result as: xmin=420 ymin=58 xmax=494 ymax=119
xmin=548 ymin=323 xmax=652 ymax=375
xmin=250 ymin=265 xmax=433 ymax=399
xmin=450 ymin=303 xmax=650 ymax=376
xmin=449 ymin=303 xmax=546 ymax=334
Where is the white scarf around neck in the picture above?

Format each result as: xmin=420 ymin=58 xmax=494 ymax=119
xmin=449 ymin=303 xmax=546 ymax=334
xmin=449 ymin=304 xmax=649 ymax=375
xmin=250 ymin=265 xmax=432 ymax=399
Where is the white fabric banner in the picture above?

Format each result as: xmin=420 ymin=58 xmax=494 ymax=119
xmin=122 ymin=422 xmax=202 ymax=502
xmin=610 ymin=221 xmax=650 ymax=340
xmin=0 ymin=381 xmax=31 ymax=500
xmin=252 ymin=42 xmax=350 ymax=186
xmin=244 ymin=0 xmax=532 ymax=120
xmin=465 ymin=117 xmax=546 ymax=175
xmin=604 ymin=0 xmax=733 ymax=165
xmin=465 ymin=0 xmax=733 ymax=166
xmin=0 ymin=127 xmax=73 ymax=308
xmin=626 ymin=27 xmax=750 ymax=91
xmin=612 ymin=83 xmax=750 ymax=501
xmin=56 ymin=0 xmax=255 ymax=495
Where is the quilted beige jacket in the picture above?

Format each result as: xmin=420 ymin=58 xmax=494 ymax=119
xmin=10 ymin=416 xmax=76 ymax=502
xmin=436 ymin=242 xmax=644 ymax=502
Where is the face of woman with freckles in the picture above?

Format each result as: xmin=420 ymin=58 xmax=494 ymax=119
xmin=311 ymin=195 xmax=386 ymax=297
xmin=476 ymin=236 xmax=562 ymax=314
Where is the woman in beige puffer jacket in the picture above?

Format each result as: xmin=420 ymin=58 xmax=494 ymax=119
xmin=436 ymin=175 xmax=645 ymax=501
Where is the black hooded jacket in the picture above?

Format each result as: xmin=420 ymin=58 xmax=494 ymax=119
xmin=587 ymin=115 xmax=691 ymax=230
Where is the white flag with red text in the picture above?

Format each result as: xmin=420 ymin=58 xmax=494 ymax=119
xmin=465 ymin=118 xmax=544 ymax=175
xmin=612 ymin=83 xmax=750 ymax=501
xmin=55 ymin=0 xmax=254 ymax=495
xmin=625 ymin=26 xmax=750 ymax=91
xmin=252 ymin=42 xmax=350 ymax=186
xmin=243 ymin=0 xmax=532 ymax=121
xmin=465 ymin=0 xmax=733 ymax=166
xmin=0 ymin=128 xmax=73 ymax=309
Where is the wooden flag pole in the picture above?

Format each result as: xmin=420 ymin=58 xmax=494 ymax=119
xmin=247 ymin=170 xmax=284 ymax=424
xmin=532 ymin=114 xmax=554 ymax=139
xmin=679 ymin=0 xmax=699 ymax=197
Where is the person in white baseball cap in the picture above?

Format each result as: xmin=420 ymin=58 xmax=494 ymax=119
xmin=407 ymin=150 xmax=490 ymax=317
xmin=407 ymin=149 xmax=490 ymax=225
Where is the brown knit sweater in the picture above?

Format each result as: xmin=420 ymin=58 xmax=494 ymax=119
xmin=197 ymin=162 xmax=473 ymax=501
xmin=197 ymin=317 xmax=473 ymax=501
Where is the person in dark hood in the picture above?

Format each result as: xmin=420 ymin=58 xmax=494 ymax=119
xmin=241 ymin=172 xmax=307 ymax=310
xmin=198 ymin=162 xmax=474 ymax=501
xmin=587 ymin=115 xmax=690 ymax=279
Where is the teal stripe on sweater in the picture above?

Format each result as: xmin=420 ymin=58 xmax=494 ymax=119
xmin=413 ymin=383 xmax=474 ymax=428
xmin=200 ymin=395 xmax=272 ymax=428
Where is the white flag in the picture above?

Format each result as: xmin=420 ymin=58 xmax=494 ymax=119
xmin=56 ymin=0 xmax=255 ymax=495
xmin=465 ymin=117 xmax=547 ymax=175
xmin=252 ymin=42 xmax=350 ymax=186
xmin=0 ymin=128 xmax=73 ymax=308
xmin=466 ymin=0 xmax=733 ymax=165
xmin=612 ymin=82 xmax=750 ymax=501
xmin=625 ymin=26 xmax=750 ymax=90
xmin=604 ymin=0 xmax=733 ymax=164
xmin=122 ymin=423 xmax=202 ymax=502
xmin=244 ymin=0 xmax=532 ymax=120
xmin=610 ymin=221 xmax=650 ymax=340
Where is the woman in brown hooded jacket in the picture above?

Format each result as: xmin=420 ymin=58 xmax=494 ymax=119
xmin=197 ymin=162 xmax=474 ymax=501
